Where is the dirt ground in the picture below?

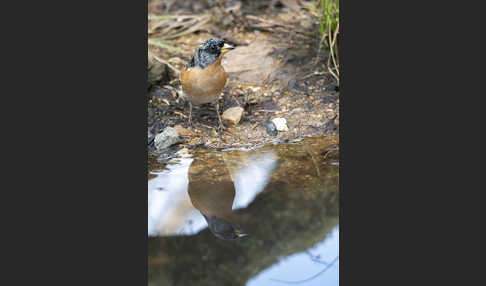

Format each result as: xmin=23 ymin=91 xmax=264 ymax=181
xmin=148 ymin=0 xmax=339 ymax=155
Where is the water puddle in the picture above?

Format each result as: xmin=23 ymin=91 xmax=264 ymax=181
xmin=148 ymin=134 xmax=339 ymax=286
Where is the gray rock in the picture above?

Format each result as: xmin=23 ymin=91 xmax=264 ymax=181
xmin=148 ymin=57 xmax=170 ymax=89
xmin=222 ymin=40 xmax=281 ymax=84
xmin=154 ymin=127 xmax=182 ymax=150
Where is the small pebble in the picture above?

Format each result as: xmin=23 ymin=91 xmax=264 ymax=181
xmin=222 ymin=106 xmax=244 ymax=125
xmin=271 ymin=118 xmax=289 ymax=132
xmin=266 ymin=121 xmax=278 ymax=136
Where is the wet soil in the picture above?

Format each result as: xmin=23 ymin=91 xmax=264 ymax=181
xmin=148 ymin=0 xmax=339 ymax=156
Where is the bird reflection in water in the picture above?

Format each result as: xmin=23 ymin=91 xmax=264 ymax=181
xmin=187 ymin=152 xmax=247 ymax=240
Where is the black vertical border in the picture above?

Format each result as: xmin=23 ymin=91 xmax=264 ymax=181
xmin=5 ymin=0 xmax=150 ymax=284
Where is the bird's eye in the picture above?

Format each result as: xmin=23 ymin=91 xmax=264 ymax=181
xmin=219 ymin=42 xmax=224 ymax=48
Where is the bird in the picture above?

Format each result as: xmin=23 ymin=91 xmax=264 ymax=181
xmin=187 ymin=152 xmax=247 ymax=240
xmin=180 ymin=38 xmax=235 ymax=130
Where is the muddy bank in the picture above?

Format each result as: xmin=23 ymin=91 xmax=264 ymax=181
xmin=148 ymin=0 xmax=339 ymax=155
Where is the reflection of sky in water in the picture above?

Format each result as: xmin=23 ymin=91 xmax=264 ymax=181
xmin=147 ymin=157 xmax=203 ymax=236
xmin=147 ymin=150 xmax=277 ymax=236
xmin=232 ymin=151 xmax=277 ymax=210
xmin=247 ymin=226 xmax=339 ymax=286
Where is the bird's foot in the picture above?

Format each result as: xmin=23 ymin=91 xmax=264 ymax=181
xmin=215 ymin=102 xmax=225 ymax=132
xmin=217 ymin=122 xmax=226 ymax=132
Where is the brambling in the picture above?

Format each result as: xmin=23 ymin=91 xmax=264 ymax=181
xmin=181 ymin=38 xmax=235 ymax=130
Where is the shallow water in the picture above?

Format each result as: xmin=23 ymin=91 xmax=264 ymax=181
xmin=148 ymin=135 xmax=339 ymax=286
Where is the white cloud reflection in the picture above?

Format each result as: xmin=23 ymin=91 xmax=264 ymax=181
xmin=148 ymin=149 xmax=277 ymax=237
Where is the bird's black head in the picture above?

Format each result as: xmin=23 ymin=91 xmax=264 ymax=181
xmin=188 ymin=38 xmax=234 ymax=69
xmin=204 ymin=216 xmax=247 ymax=240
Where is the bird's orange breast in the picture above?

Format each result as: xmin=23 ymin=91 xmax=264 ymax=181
xmin=187 ymin=154 xmax=235 ymax=219
xmin=181 ymin=57 xmax=228 ymax=105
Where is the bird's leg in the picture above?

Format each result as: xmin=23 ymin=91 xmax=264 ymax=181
xmin=188 ymin=102 xmax=193 ymax=128
xmin=215 ymin=102 xmax=225 ymax=131
xmin=232 ymin=96 xmax=241 ymax=107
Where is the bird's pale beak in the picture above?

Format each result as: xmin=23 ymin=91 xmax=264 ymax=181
xmin=221 ymin=43 xmax=235 ymax=54
xmin=235 ymin=228 xmax=248 ymax=238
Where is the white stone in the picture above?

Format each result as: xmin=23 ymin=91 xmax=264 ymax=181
xmin=271 ymin=118 xmax=289 ymax=132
